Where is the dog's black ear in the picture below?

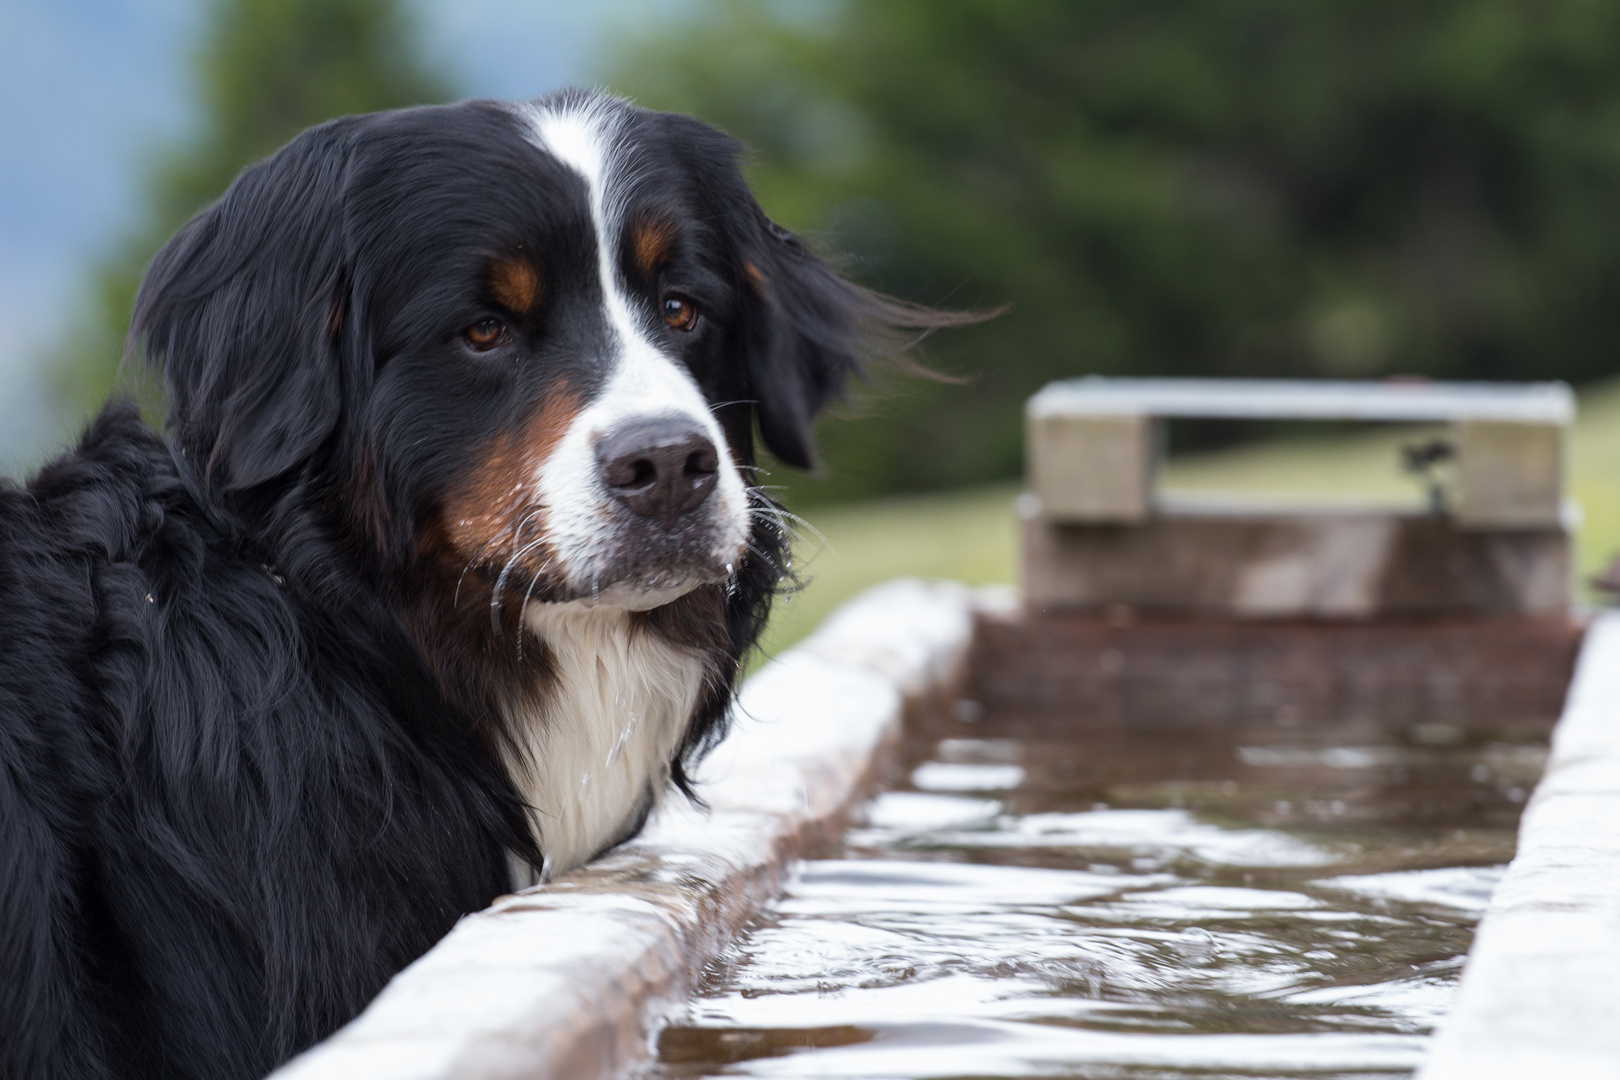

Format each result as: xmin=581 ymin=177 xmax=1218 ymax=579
xmin=132 ymin=119 xmax=359 ymax=506
xmin=738 ymin=206 xmax=983 ymax=470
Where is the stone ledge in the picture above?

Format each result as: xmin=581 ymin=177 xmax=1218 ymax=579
xmin=1418 ymin=612 xmax=1620 ymax=1079
xmin=268 ymin=579 xmax=983 ymax=1080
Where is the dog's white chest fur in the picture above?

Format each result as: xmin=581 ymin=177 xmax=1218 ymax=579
xmin=505 ymin=603 xmax=706 ymax=884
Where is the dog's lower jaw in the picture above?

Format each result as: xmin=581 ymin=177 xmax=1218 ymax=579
xmin=504 ymin=599 xmax=709 ymax=887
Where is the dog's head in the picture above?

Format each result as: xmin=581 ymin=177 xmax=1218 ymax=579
xmin=132 ymin=89 xmax=962 ymax=698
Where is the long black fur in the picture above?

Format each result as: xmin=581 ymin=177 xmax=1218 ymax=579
xmin=0 ymin=91 xmax=964 ymax=1080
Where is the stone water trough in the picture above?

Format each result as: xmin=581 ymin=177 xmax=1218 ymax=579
xmin=272 ymin=379 xmax=1617 ymax=1079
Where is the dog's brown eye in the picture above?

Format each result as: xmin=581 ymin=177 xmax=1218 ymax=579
xmin=663 ymin=295 xmax=698 ymax=332
xmin=464 ymin=318 xmax=507 ymax=351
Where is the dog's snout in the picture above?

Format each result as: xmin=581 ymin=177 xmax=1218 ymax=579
xmin=598 ymin=418 xmax=720 ymax=524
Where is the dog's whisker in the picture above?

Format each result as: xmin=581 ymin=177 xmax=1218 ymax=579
xmin=745 ymin=503 xmax=827 ymax=553
xmin=454 ymin=533 xmax=507 ymax=607
xmin=760 ymin=506 xmax=827 ymax=546
xmin=515 ymin=558 xmax=553 ymax=662
xmin=741 ymin=537 xmax=779 ymax=565
xmin=492 ymin=533 xmax=550 ymax=639
xmin=509 ymin=507 xmax=546 ymax=553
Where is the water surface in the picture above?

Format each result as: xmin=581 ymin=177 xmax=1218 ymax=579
xmin=657 ymin=723 xmax=1541 ymax=1079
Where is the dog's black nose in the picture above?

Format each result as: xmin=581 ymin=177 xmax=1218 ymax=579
xmin=598 ymin=418 xmax=720 ymax=524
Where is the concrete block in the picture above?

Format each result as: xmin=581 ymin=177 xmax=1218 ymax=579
xmin=1032 ymin=376 xmax=1574 ymax=424
xmin=967 ymin=606 xmax=1580 ymax=732
xmin=1025 ymin=378 xmax=1574 ymax=531
xmin=1026 ymin=408 xmax=1154 ymax=523
xmin=1453 ymin=421 xmax=1563 ymax=529
xmin=1023 ymin=508 xmax=1570 ymax=618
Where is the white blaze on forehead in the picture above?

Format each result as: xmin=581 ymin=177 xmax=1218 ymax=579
xmin=521 ymin=95 xmax=650 ymax=378
xmin=512 ymin=94 xmax=750 ymax=597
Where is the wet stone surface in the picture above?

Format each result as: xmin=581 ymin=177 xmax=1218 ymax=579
xmin=654 ymin=721 xmax=1542 ymax=1079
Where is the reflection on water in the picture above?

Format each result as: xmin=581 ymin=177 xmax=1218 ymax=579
xmin=657 ymin=724 xmax=1541 ymax=1079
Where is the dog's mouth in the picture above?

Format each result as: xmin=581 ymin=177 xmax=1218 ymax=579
xmin=544 ymin=514 xmax=747 ymax=610
xmin=456 ymin=500 xmax=746 ymax=614
xmin=558 ymin=571 xmax=718 ymax=612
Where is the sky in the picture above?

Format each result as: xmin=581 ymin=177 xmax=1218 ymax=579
xmin=0 ymin=0 xmax=653 ymax=473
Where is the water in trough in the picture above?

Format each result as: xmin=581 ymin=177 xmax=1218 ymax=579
xmin=655 ymin=717 xmax=1541 ymax=1079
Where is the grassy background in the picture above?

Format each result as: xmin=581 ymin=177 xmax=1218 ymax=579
xmin=755 ymin=379 xmax=1620 ymax=663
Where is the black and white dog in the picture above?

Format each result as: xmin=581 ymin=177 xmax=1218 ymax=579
xmin=0 ymin=89 xmax=962 ymax=1080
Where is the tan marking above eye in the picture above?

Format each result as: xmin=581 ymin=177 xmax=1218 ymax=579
xmin=490 ymin=255 xmax=542 ymax=314
xmin=663 ymin=295 xmax=698 ymax=332
xmin=743 ymin=261 xmax=768 ymax=296
xmin=632 ymin=217 xmax=676 ymax=279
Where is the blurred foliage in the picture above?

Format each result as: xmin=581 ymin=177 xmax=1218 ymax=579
xmin=606 ymin=0 xmax=1620 ymax=501
xmin=56 ymin=0 xmax=451 ymax=419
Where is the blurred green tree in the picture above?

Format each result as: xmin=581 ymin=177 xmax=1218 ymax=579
xmin=57 ymin=0 xmax=451 ymax=418
xmin=606 ymin=0 xmax=1620 ymax=501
